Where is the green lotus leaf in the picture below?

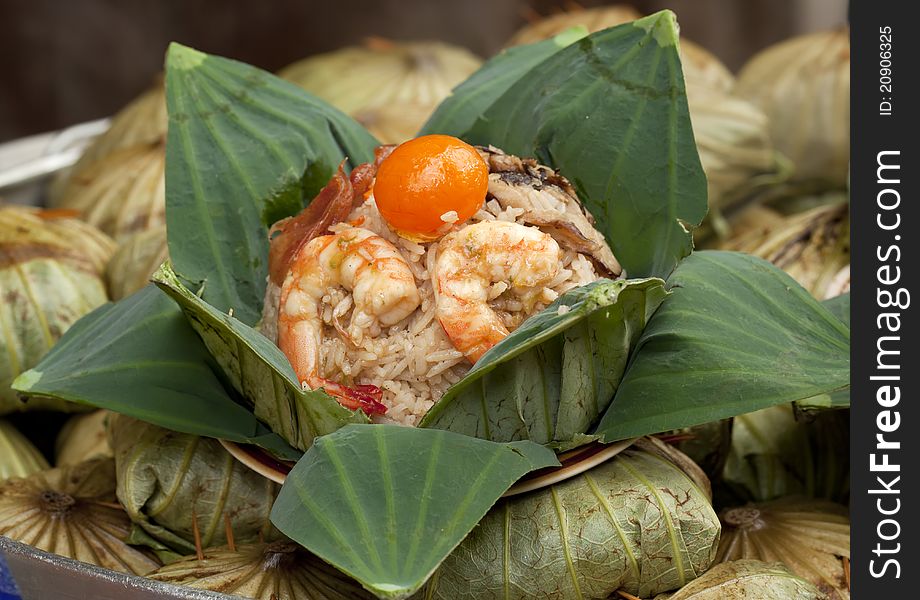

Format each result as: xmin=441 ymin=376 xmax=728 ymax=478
xmin=11 ymin=286 xmax=298 ymax=460
xmin=419 ymin=440 xmax=720 ymax=599
xmin=421 ymin=27 xmax=587 ymax=136
xmin=423 ymin=11 xmax=707 ymax=280
xmin=271 ymin=425 xmax=559 ymax=599
xmin=658 ymin=560 xmax=825 ymax=600
xmin=154 ymin=263 xmax=367 ymax=451
xmin=109 ymin=414 xmax=280 ymax=556
xmin=596 ymin=251 xmax=850 ymax=441
xmin=164 ymin=42 xmax=378 ymax=326
xmin=421 ymin=278 xmax=667 ymax=448
xmin=797 ymin=293 xmax=850 ymax=409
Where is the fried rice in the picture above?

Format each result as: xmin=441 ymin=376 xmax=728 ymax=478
xmin=262 ymin=148 xmax=619 ymax=425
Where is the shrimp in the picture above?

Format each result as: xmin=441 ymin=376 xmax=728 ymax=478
xmin=434 ymin=220 xmax=562 ymax=363
xmin=278 ymin=226 xmax=421 ymax=414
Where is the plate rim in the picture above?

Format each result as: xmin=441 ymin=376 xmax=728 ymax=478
xmin=220 ymin=436 xmax=639 ymax=495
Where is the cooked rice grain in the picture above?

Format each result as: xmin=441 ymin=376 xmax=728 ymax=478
xmin=269 ymin=194 xmax=603 ymax=426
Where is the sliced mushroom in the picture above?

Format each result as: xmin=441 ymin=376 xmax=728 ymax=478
xmin=479 ymin=146 xmax=622 ymax=277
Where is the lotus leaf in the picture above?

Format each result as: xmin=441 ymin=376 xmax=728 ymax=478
xmin=109 ymin=414 xmax=280 ymax=556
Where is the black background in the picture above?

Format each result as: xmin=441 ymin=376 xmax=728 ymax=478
xmin=850 ymin=1 xmax=917 ymax=595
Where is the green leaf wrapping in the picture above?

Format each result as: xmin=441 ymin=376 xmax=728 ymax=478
xmin=1 ymin=205 xmax=114 ymax=414
xmin=11 ymin=286 xmax=298 ymax=460
xmin=418 ymin=442 xmax=720 ymax=599
xmin=799 ymin=293 xmax=850 ymax=409
xmin=270 ymin=425 xmax=559 ymax=599
xmin=420 ymin=279 xmax=666 ymax=447
xmin=661 ymin=560 xmax=825 ymax=600
xmin=423 ymin=11 xmax=707 ymax=280
xmin=596 ymin=251 xmax=850 ymax=441
xmin=164 ymin=43 xmax=378 ymax=326
xmin=823 ymin=292 xmax=850 ymax=327
xmin=0 ymin=256 xmax=107 ymax=415
xmin=109 ymin=414 xmax=280 ymax=556
xmin=721 ymin=404 xmax=849 ymax=504
xmin=666 ymin=419 xmax=733 ymax=480
xmin=154 ymin=263 xmax=367 ymax=451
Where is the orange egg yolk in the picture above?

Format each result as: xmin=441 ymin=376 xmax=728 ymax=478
xmin=373 ymin=134 xmax=488 ymax=240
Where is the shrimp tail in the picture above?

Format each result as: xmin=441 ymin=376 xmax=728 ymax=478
xmin=308 ymin=376 xmax=388 ymax=415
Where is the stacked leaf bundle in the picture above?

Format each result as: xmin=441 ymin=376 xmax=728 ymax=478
xmin=49 ymin=83 xmax=168 ymax=243
xmin=2 ymin=10 xmax=848 ymax=600
xmin=712 ymin=28 xmax=850 ymax=290
xmin=0 ymin=206 xmax=114 ymax=413
xmin=0 ymin=206 xmax=130 ymax=564
xmin=704 ymin=28 xmax=852 ymax=526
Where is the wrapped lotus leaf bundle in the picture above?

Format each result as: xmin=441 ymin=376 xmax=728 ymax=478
xmin=508 ymin=4 xmax=642 ymax=46
xmin=687 ymin=86 xmax=787 ymax=235
xmin=77 ymin=82 xmax=167 ymax=167
xmin=699 ymin=204 xmax=785 ymax=247
xmin=768 ymin=190 xmax=849 ymax=216
xmin=279 ymin=39 xmax=482 ymax=143
xmin=419 ymin=438 xmax=720 ymax=599
xmin=109 ymin=414 xmax=279 ymax=556
xmin=721 ymin=404 xmax=849 ymax=504
xmin=717 ymin=498 xmax=849 ymax=599
xmin=0 ymin=205 xmax=114 ymax=414
xmin=107 ymin=225 xmax=168 ymax=300
xmin=721 ymin=201 xmax=849 ymax=300
xmin=0 ymin=419 xmax=49 ymax=480
xmin=0 ymin=457 xmax=160 ymax=575
xmin=148 ymin=541 xmax=375 ymax=600
xmin=55 ymin=409 xmax=112 ymax=467
xmin=735 ymin=29 xmax=849 ymax=188
xmin=49 ymin=82 xmax=167 ymax=203
xmin=663 ymin=419 xmax=733 ymax=481
xmin=679 ymin=41 xmax=736 ymax=96
xmin=654 ymin=560 xmax=827 ymax=600
xmin=52 ymin=140 xmax=166 ymax=242
xmin=506 ymin=5 xmax=735 ymax=94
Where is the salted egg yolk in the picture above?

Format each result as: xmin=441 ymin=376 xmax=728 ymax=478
xmin=373 ymin=134 xmax=488 ymax=240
